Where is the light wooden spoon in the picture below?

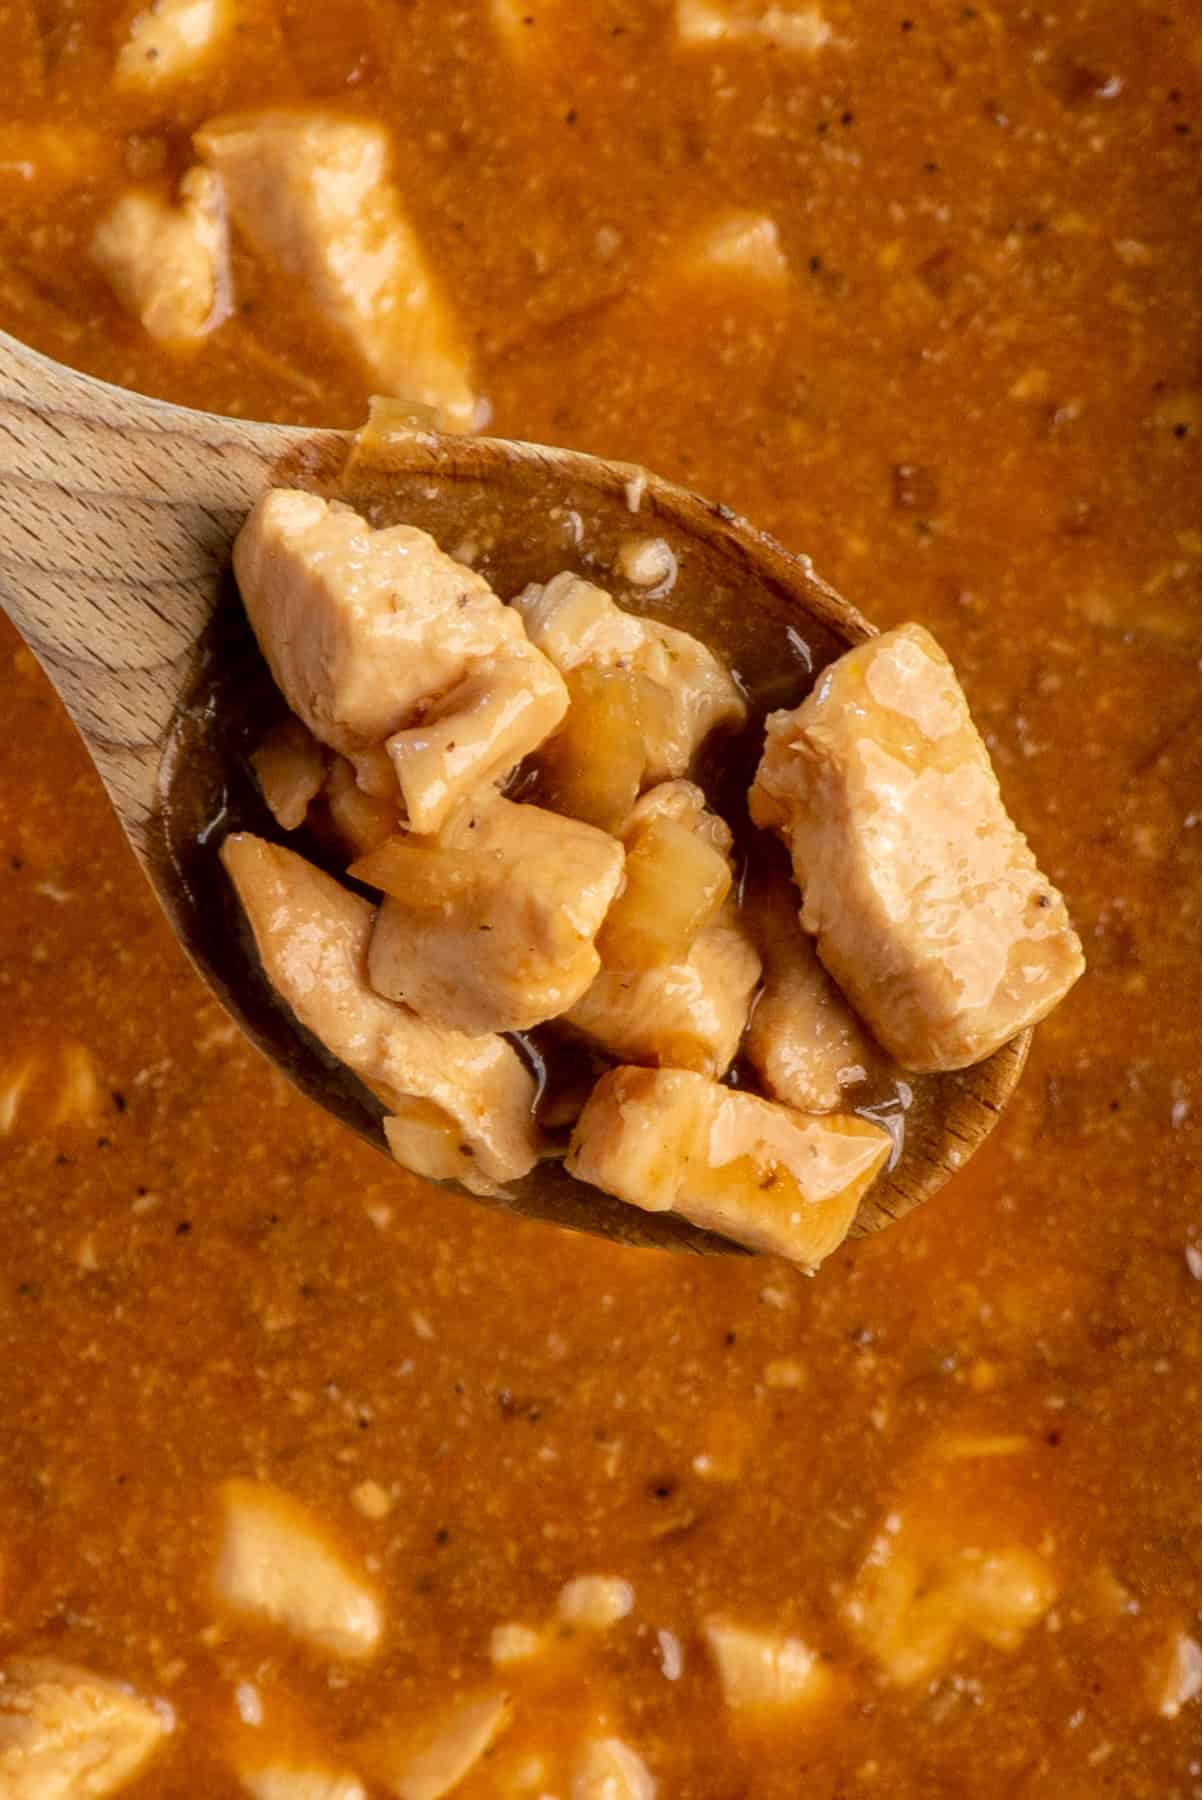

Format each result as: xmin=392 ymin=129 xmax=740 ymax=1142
xmin=0 ymin=329 xmax=1027 ymax=1254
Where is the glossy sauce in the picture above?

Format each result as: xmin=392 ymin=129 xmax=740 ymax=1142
xmin=0 ymin=0 xmax=1199 ymax=1793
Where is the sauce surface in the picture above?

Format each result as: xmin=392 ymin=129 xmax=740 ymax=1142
xmin=1 ymin=0 xmax=1200 ymax=1792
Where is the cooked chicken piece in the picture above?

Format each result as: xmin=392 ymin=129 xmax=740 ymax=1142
xmin=221 ymin=835 xmax=540 ymax=1193
xmin=571 ymin=1737 xmax=656 ymax=1800
xmin=195 ymin=112 xmax=477 ymax=431
xmin=844 ymin=1428 xmax=1059 ymax=1685
xmin=564 ymin=783 xmax=758 ymax=1076
xmin=213 ymin=1478 xmax=382 ymax=1660
xmin=0 ymin=1659 xmax=171 ymax=1800
xmin=513 ymin=573 xmax=745 ymax=788
xmin=90 ymin=168 xmax=228 ymax=346
xmin=625 ymin=778 xmax=733 ymax=849
xmin=233 ymin=492 xmax=567 ymax=834
xmin=115 ymin=0 xmax=232 ymax=88
xmin=675 ymin=0 xmax=831 ymax=50
xmin=240 ymin=1767 xmax=367 ymax=1800
xmin=749 ymin=624 xmax=1085 ymax=1072
xmin=678 ymin=213 xmax=790 ymax=285
xmin=360 ymin=794 xmax=624 ymax=1035
xmin=361 ymin=1691 xmax=512 ymax=1800
xmin=567 ymin=1068 xmax=891 ymax=1266
xmin=849 ymin=1538 xmax=1056 ymax=1687
xmin=743 ymin=873 xmax=875 ymax=1112
xmin=252 ymin=717 xmax=327 ymax=831
xmin=701 ymin=1619 xmax=834 ymax=1711
xmin=565 ymin=900 xmax=757 ymax=1076
xmin=556 ymin=1575 xmax=635 ymax=1631
xmin=388 ymin=638 xmax=569 ymax=834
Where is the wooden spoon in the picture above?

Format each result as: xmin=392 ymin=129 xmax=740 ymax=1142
xmin=0 ymin=329 xmax=1028 ymax=1254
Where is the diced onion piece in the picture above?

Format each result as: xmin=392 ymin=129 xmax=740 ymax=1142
xmin=324 ymin=758 xmax=402 ymax=860
xmin=540 ymin=665 xmax=647 ymax=830
xmin=598 ymin=814 xmax=730 ymax=969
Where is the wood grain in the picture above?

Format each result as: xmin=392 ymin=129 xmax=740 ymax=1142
xmin=0 ymin=328 xmax=1031 ymax=1254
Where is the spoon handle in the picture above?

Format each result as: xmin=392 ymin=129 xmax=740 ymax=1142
xmin=0 ymin=330 xmax=336 ymax=847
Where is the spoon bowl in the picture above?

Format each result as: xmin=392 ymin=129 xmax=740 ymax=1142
xmin=0 ymin=329 xmax=1028 ymax=1253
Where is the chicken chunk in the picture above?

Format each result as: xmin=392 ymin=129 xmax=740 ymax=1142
xmin=564 ymin=894 xmax=757 ymax=1077
xmin=743 ymin=874 xmax=875 ymax=1112
xmin=90 ymin=168 xmax=228 ymax=346
xmin=0 ymin=1659 xmax=171 ymax=1800
xmin=115 ymin=0 xmax=232 ymax=89
xmin=564 ymin=783 xmax=759 ymax=1077
xmin=195 ymin=112 xmax=477 ymax=431
xmin=213 ymin=1478 xmax=382 ymax=1661
xmin=233 ymin=492 xmax=567 ymax=834
xmin=675 ymin=0 xmax=831 ymax=50
xmin=844 ymin=1430 xmax=1059 ymax=1684
xmin=360 ymin=794 xmax=624 ymax=1035
xmin=221 ymin=834 xmax=540 ymax=1193
xmin=513 ymin=573 xmax=745 ymax=788
xmin=571 ymin=1737 xmax=656 ymax=1800
xmin=361 ymin=1691 xmax=512 ymax=1800
xmin=389 ymin=638 xmax=570 ymax=834
xmin=749 ymin=624 xmax=1085 ymax=1072
xmin=701 ymin=1619 xmax=834 ymax=1712
xmin=252 ymin=717 xmax=327 ymax=831
xmin=567 ymin=1068 xmax=891 ymax=1266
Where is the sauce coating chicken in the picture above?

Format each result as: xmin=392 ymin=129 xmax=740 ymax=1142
xmin=0 ymin=1660 xmax=171 ymax=1800
xmin=362 ymin=794 xmax=625 ymax=1036
xmin=567 ymin=1066 xmax=891 ymax=1267
xmin=749 ymin=624 xmax=1084 ymax=1072
xmin=233 ymin=491 xmax=568 ymax=834
xmin=195 ymin=111 xmax=477 ymax=430
xmin=742 ymin=871 xmax=876 ymax=1112
xmin=90 ymin=167 xmax=228 ymax=346
xmin=220 ymin=834 xmax=539 ymax=1194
